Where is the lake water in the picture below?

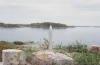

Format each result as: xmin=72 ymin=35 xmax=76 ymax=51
xmin=0 ymin=27 xmax=100 ymax=46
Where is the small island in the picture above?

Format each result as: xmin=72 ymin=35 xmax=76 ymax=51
xmin=0 ymin=22 xmax=75 ymax=28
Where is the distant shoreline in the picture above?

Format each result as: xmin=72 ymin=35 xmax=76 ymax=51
xmin=75 ymin=26 xmax=100 ymax=27
xmin=0 ymin=22 xmax=75 ymax=28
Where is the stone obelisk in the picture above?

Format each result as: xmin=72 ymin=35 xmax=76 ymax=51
xmin=48 ymin=25 xmax=52 ymax=51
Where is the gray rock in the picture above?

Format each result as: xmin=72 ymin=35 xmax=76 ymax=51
xmin=90 ymin=45 xmax=100 ymax=53
xmin=2 ymin=49 xmax=26 ymax=65
xmin=30 ymin=50 xmax=74 ymax=65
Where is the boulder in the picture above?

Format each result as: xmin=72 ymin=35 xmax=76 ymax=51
xmin=54 ymin=53 xmax=74 ymax=65
xmin=2 ymin=49 xmax=26 ymax=65
xmin=90 ymin=45 xmax=100 ymax=53
xmin=30 ymin=50 xmax=74 ymax=65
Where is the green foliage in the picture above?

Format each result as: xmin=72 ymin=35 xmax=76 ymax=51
xmin=73 ymin=53 xmax=100 ymax=65
xmin=40 ymin=38 xmax=54 ymax=50
xmin=17 ymin=45 xmax=41 ymax=63
xmin=0 ymin=22 xmax=5 ymax=26
xmin=25 ymin=52 xmax=31 ymax=63
xmin=55 ymin=41 xmax=100 ymax=65
xmin=52 ymin=62 xmax=58 ymax=65
xmin=0 ymin=22 xmax=19 ymax=28
xmin=54 ymin=41 xmax=88 ymax=57
xmin=55 ymin=43 xmax=67 ymax=53
xmin=23 ymin=46 xmax=37 ymax=63
xmin=67 ymin=40 xmax=88 ymax=53
xmin=0 ymin=41 xmax=16 ymax=49
xmin=39 ymin=38 xmax=49 ymax=50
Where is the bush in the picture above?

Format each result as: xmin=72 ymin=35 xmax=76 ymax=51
xmin=13 ymin=41 xmax=24 ymax=45
xmin=73 ymin=53 xmax=100 ymax=65
xmin=67 ymin=41 xmax=88 ymax=53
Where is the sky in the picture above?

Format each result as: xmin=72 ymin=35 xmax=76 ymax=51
xmin=0 ymin=0 xmax=100 ymax=26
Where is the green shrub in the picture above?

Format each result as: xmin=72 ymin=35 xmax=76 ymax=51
xmin=67 ymin=41 xmax=88 ymax=53
xmin=73 ymin=53 xmax=100 ymax=65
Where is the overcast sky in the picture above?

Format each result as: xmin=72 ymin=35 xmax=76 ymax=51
xmin=0 ymin=0 xmax=100 ymax=26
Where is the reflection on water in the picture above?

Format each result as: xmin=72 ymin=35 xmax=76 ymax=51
xmin=0 ymin=27 xmax=100 ymax=46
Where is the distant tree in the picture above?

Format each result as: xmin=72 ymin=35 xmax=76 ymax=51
xmin=0 ymin=22 xmax=5 ymax=25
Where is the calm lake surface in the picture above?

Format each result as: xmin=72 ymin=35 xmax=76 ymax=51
xmin=0 ymin=27 xmax=100 ymax=46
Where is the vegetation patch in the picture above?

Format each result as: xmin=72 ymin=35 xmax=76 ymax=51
xmin=0 ymin=40 xmax=100 ymax=65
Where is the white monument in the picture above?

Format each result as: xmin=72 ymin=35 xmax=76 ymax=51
xmin=48 ymin=25 xmax=52 ymax=51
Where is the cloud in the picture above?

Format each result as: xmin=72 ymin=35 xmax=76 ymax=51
xmin=0 ymin=0 xmax=100 ymax=25
xmin=74 ymin=1 xmax=100 ymax=11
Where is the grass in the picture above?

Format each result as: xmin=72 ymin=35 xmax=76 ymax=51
xmin=0 ymin=40 xmax=100 ymax=65
xmin=73 ymin=53 xmax=100 ymax=65
xmin=54 ymin=40 xmax=100 ymax=65
xmin=15 ymin=42 xmax=42 ymax=63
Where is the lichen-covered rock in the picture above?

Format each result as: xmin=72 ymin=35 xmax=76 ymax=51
xmin=31 ymin=51 xmax=54 ymax=65
xmin=30 ymin=50 xmax=74 ymax=65
xmin=2 ymin=49 xmax=26 ymax=65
